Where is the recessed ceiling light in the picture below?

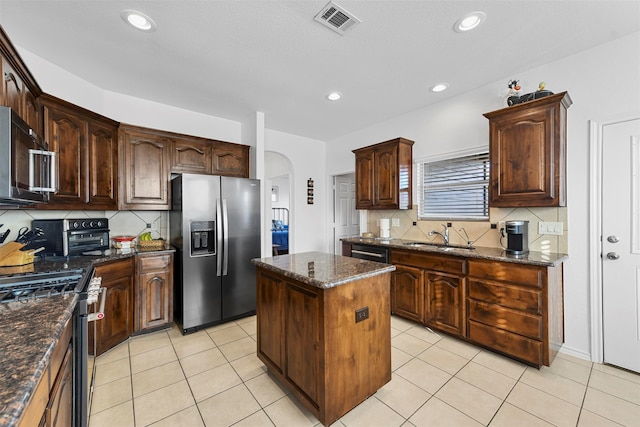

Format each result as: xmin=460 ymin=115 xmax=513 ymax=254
xmin=327 ymin=92 xmax=342 ymax=101
xmin=454 ymin=11 xmax=486 ymax=32
xmin=430 ymin=83 xmax=449 ymax=93
xmin=121 ymin=10 xmax=157 ymax=32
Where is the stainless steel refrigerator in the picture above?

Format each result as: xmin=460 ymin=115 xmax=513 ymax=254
xmin=170 ymin=173 xmax=261 ymax=334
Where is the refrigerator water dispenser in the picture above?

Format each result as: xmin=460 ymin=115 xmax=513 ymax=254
xmin=190 ymin=220 xmax=216 ymax=256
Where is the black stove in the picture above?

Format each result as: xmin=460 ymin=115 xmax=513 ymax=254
xmin=0 ymin=268 xmax=85 ymax=303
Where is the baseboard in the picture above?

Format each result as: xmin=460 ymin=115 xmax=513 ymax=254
xmin=559 ymin=345 xmax=592 ymax=362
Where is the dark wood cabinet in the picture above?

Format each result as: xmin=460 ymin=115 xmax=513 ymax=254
xmin=211 ymin=140 xmax=250 ymax=177
xmin=426 ymin=272 xmax=464 ymax=336
xmin=41 ymin=95 xmax=118 ymax=210
xmin=256 ymin=270 xmax=285 ymax=371
xmin=135 ymin=252 xmax=174 ymax=332
xmin=484 ymin=92 xmax=572 ymax=207
xmin=118 ymin=125 xmax=172 ymax=210
xmin=391 ymin=264 xmax=424 ymax=323
xmin=170 ymin=136 xmax=212 ymax=174
xmin=92 ymin=258 xmax=135 ymax=356
xmin=44 ymin=345 xmax=73 ymax=427
xmin=353 ymin=137 xmax=413 ymax=210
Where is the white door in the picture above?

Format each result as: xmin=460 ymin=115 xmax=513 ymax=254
xmin=333 ymin=174 xmax=359 ymax=255
xmin=602 ymin=118 xmax=640 ymax=373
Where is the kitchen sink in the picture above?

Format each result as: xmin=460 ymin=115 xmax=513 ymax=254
xmin=401 ymin=242 xmax=475 ymax=250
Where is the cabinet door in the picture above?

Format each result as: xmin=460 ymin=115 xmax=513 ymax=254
xmin=2 ymin=57 xmax=22 ymax=113
xmin=211 ymin=141 xmax=249 ymax=177
xmin=425 ymin=272 xmax=463 ymax=336
xmin=354 ymin=147 xmax=375 ymax=209
xmin=119 ymin=127 xmax=171 ymax=210
xmin=256 ymin=270 xmax=285 ymax=371
xmin=373 ymin=143 xmax=398 ymax=208
xmin=136 ymin=253 xmax=174 ymax=331
xmin=45 ymin=345 xmax=73 ymax=427
xmin=285 ymin=282 xmax=320 ymax=405
xmin=93 ymin=259 xmax=134 ymax=356
xmin=88 ymin=120 xmax=118 ymax=209
xmin=171 ymin=137 xmax=212 ymax=174
xmin=391 ymin=264 xmax=424 ymax=323
xmin=43 ymin=104 xmax=88 ymax=206
xmin=23 ymin=88 xmax=41 ymax=136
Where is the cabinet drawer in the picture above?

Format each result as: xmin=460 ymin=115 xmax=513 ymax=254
xmin=390 ymin=250 xmax=466 ymax=275
xmin=95 ymin=257 xmax=134 ymax=280
xmin=138 ymin=254 xmax=171 ymax=272
xmin=468 ymin=320 xmax=542 ymax=366
xmin=468 ymin=280 xmax=542 ymax=314
xmin=468 ymin=299 xmax=542 ymax=339
xmin=468 ymin=260 xmax=542 ymax=288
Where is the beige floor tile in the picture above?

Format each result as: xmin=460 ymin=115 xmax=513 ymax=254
xmin=392 ymin=347 xmax=414 ymax=371
xmin=93 ymin=355 xmax=131 ymax=386
xmin=395 ymin=358 xmax=451 ymax=394
xmin=218 ymin=336 xmax=257 ymax=361
xmin=435 ymin=377 xmax=502 ymax=425
xmin=472 ymin=350 xmax=527 ymax=380
xmin=338 ymin=396 xmax=405 ymax=427
xmin=434 ymin=336 xmax=480 ymax=360
xmin=188 ymin=363 xmax=243 ymax=402
xmin=589 ymin=369 xmax=640 ymax=404
xmin=489 ymin=403 xmax=554 ymax=427
xmin=128 ymin=330 xmax=172 ymax=356
xmin=230 ymin=353 xmax=269 ymax=381
xmin=168 ymin=326 xmax=207 ymax=343
xmin=208 ymin=324 xmax=251 ymax=346
xmin=245 ymin=372 xmax=290 ymax=407
xmin=173 ymin=333 xmax=216 ymax=359
xmin=577 ymin=409 xmax=626 ymax=427
xmin=132 ymin=360 xmax=185 ymax=398
xmin=555 ymin=351 xmax=594 ymax=368
xmin=455 ymin=362 xmax=516 ymax=400
xmin=392 ymin=333 xmax=433 ymax=356
xmin=238 ymin=317 xmax=257 ymax=335
xmin=417 ymin=345 xmax=468 ymax=375
xmin=404 ymin=325 xmax=442 ymax=345
xmin=544 ymin=354 xmax=592 ymax=384
xmin=204 ymin=321 xmax=239 ymax=334
xmin=134 ymin=380 xmax=195 ymax=426
xmin=592 ymin=363 xmax=640 ymax=385
xmin=198 ymin=383 xmax=262 ymax=426
xmin=263 ymin=395 xmax=319 ymax=426
xmin=88 ymin=400 xmax=135 ymax=427
xmin=582 ymin=387 xmax=640 ymax=426
xmin=520 ymin=366 xmax=587 ymax=406
xmin=390 ymin=327 xmax=403 ymax=338
xmin=130 ymin=345 xmax=177 ymax=374
xmin=391 ymin=315 xmax=417 ymax=332
xmin=91 ymin=377 xmax=132 ymax=414
xmin=506 ymin=382 xmax=580 ymax=427
xmin=409 ymin=397 xmax=483 ymax=427
xmin=232 ymin=409 xmax=276 ymax=427
xmin=95 ymin=341 xmax=129 ymax=366
xmin=180 ymin=347 xmax=228 ymax=378
xmin=148 ymin=405 xmax=204 ymax=427
xmin=375 ymin=374 xmax=431 ymax=418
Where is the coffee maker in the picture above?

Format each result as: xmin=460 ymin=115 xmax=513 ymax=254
xmin=503 ymin=220 xmax=529 ymax=255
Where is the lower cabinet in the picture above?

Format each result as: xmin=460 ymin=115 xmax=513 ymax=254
xmin=92 ymin=257 xmax=135 ymax=356
xmin=425 ymin=272 xmax=464 ymax=337
xmin=391 ymin=264 xmax=424 ymax=323
xmin=135 ymin=252 xmax=174 ymax=332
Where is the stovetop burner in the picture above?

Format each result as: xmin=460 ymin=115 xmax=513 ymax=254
xmin=0 ymin=269 xmax=85 ymax=303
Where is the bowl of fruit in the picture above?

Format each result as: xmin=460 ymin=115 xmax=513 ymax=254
xmin=138 ymin=231 xmax=165 ymax=248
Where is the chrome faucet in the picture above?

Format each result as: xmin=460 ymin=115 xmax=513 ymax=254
xmin=428 ymin=224 xmax=449 ymax=245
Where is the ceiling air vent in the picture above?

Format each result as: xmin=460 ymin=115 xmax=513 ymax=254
xmin=314 ymin=1 xmax=361 ymax=35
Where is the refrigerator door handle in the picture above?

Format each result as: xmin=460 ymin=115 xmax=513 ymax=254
xmin=216 ymin=198 xmax=223 ymax=277
xmin=222 ymin=199 xmax=229 ymax=276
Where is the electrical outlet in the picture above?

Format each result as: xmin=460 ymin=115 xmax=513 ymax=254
xmin=413 ymin=221 xmax=417 ymax=226
xmin=498 ymin=221 xmax=506 ymax=231
xmin=392 ymin=218 xmax=400 ymax=227
xmin=490 ymin=223 xmax=497 ymax=229
xmin=355 ymin=307 xmax=369 ymax=323
xmin=146 ymin=223 xmax=151 ymax=228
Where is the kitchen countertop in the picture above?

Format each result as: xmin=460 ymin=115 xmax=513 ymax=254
xmin=341 ymin=237 xmax=568 ymax=267
xmin=0 ymin=244 xmax=175 ymax=427
xmin=251 ymin=251 xmax=396 ymax=289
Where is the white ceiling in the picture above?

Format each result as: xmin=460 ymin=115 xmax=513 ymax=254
xmin=0 ymin=1 xmax=638 ymax=141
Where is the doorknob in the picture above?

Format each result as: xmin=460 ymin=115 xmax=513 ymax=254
xmin=607 ymin=235 xmax=620 ymax=243
xmin=606 ymin=252 xmax=620 ymax=260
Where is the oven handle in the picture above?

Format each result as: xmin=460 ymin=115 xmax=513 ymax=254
xmin=351 ymin=249 xmax=386 ymax=258
xmin=88 ymin=287 xmax=107 ymax=322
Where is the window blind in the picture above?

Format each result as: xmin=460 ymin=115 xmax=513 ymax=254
xmin=418 ymin=152 xmax=489 ymax=220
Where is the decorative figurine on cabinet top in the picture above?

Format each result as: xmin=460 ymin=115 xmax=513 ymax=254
xmin=506 ymin=79 xmax=554 ymax=106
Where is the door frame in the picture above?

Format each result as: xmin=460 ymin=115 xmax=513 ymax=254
xmin=588 ymin=116 xmax=639 ymax=363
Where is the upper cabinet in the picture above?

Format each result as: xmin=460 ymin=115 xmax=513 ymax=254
xmin=41 ymin=95 xmax=119 ymax=210
xmin=484 ymin=92 xmax=572 ymax=207
xmin=211 ymin=141 xmax=250 ymax=177
xmin=353 ymin=137 xmax=414 ymax=210
xmin=170 ymin=136 xmax=212 ymax=174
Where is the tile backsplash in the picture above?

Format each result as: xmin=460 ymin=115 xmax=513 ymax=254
xmin=0 ymin=209 xmax=168 ymax=244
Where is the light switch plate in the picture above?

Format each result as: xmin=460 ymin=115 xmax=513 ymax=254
xmin=392 ymin=218 xmax=400 ymax=227
xmin=538 ymin=221 xmax=563 ymax=235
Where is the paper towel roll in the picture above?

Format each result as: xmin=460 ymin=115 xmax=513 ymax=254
xmin=379 ymin=218 xmax=390 ymax=229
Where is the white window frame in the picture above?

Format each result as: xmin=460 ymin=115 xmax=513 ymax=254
xmin=416 ymin=147 xmax=490 ymax=221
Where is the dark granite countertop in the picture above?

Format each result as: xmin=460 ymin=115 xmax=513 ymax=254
xmin=0 ymin=244 xmax=175 ymax=427
xmin=341 ymin=237 xmax=567 ymax=267
xmin=251 ymin=251 xmax=396 ymax=289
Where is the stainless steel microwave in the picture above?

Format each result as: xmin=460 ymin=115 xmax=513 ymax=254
xmin=0 ymin=106 xmax=56 ymax=205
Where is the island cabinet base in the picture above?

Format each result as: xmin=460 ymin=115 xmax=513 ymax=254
xmin=256 ymin=267 xmax=392 ymax=426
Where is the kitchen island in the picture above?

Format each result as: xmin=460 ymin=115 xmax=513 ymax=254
xmin=251 ymin=252 xmax=395 ymax=426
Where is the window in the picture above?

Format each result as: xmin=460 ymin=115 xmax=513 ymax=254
xmin=417 ymin=151 xmax=489 ymax=220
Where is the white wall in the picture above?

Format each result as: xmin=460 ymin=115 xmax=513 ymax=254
xmin=326 ymin=32 xmax=640 ymax=360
